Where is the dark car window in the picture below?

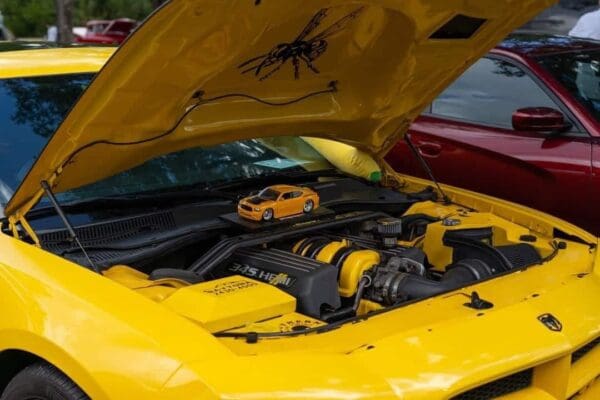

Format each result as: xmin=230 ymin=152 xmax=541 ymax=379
xmin=537 ymin=50 xmax=600 ymax=122
xmin=0 ymin=73 xmax=93 ymax=205
xmin=282 ymin=192 xmax=294 ymax=200
xmin=259 ymin=188 xmax=281 ymax=201
xmin=431 ymin=58 xmax=558 ymax=128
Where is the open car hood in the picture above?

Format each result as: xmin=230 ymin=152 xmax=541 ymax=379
xmin=5 ymin=0 xmax=553 ymax=219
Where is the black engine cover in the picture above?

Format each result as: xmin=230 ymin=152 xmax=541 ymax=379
xmin=215 ymin=248 xmax=341 ymax=318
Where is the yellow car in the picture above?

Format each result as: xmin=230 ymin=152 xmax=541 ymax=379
xmin=238 ymin=185 xmax=320 ymax=221
xmin=0 ymin=1 xmax=599 ymax=400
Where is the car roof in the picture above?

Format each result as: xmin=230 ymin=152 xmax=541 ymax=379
xmin=87 ymin=20 xmax=111 ymax=25
xmin=0 ymin=43 xmax=114 ymax=79
xmin=495 ymin=34 xmax=600 ymax=57
xmin=269 ymin=185 xmax=305 ymax=193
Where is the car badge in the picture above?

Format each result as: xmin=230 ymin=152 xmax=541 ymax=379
xmin=538 ymin=313 xmax=562 ymax=332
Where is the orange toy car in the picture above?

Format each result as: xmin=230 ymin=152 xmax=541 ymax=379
xmin=238 ymin=185 xmax=320 ymax=221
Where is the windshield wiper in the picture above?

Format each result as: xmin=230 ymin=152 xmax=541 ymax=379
xmin=25 ymin=169 xmax=347 ymax=219
xmin=27 ymin=188 xmax=239 ymax=219
xmin=206 ymin=168 xmax=347 ymax=191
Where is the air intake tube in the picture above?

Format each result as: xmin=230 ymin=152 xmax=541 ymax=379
xmin=367 ymin=259 xmax=494 ymax=305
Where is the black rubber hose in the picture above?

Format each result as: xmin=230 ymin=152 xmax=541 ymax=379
xmin=386 ymin=259 xmax=493 ymax=302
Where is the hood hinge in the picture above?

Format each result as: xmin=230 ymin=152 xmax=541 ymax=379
xmin=7 ymin=214 xmax=41 ymax=247
xmin=375 ymin=155 xmax=407 ymax=190
xmin=5 ymin=168 xmax=63 ymax=247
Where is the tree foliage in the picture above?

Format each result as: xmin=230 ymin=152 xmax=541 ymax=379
xmin=0 ymin=0 xmax=158 ymax=37
xmin=74 ymin=0 xmax=155 ymax=23
xmin=0 ymin=0 xmax=54 ymax=37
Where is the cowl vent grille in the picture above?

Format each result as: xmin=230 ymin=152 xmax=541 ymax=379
xmin=451 ymin=369 xmax=533 ymax=400
xmin=571 ymin=337 xmax=600 ymax=364
xmin=40 ymin=212 xmax=176 ymax=252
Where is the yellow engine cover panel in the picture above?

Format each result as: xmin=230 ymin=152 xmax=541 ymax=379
xmin=161 ymin=276 xmax=296 ymax=333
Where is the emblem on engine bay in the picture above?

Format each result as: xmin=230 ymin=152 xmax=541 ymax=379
xmin=227 ymin=263 xmax=297 ymax=288
xmin=269 ymin=273 xmax=293 ymax=287
xmin=537 ymin=313 xmax=563 ymax=332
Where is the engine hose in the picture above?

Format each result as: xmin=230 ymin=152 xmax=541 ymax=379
xmin=353 ymin=275 xmax=371 ymax=312
xmin=374 ymin=259 xmax=493 ymax=304
xmin=322 ymin=275 xmax=372 ymax=323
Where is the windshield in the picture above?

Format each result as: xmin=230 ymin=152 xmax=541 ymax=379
xmin=537 ymin=50 xmax=600 ymax=121
xmin=0 ymin=73 xmax=93 ymax=207
xmin=0 ymin=73 xmax=336 ymax=208
xmin=56 ymin=136 xmax=333 ymax=203
xmin=258 ymin=188 xmax=281 ymax=201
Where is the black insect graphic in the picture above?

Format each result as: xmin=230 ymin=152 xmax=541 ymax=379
xmin=239 ymin=7 xmax=364 ymax=81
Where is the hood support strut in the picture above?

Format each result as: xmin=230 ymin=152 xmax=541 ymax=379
xmin=40 ymin=181 xmax=99 ymax=273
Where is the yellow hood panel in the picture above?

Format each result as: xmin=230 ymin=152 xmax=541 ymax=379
xmin=6 ymin=0 xmax=554 ymax=218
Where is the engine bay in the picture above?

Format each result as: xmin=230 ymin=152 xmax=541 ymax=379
xmin=62 ymin=183 xmax=556 ymax=342
xmin=28 ymin=176 xmax=566 ymax=342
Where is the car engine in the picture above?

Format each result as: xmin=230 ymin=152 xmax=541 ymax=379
xmin=205 ymin=216 xmax=542 ymax=324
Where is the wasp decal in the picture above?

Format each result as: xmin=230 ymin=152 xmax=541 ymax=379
xmin=239 ymin=7 xmax=364 ymax=81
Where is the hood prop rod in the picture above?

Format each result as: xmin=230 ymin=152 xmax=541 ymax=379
xmin=404 ymin=134 xmax=451 ymax=204
xmin=41 ymin=181 xmax=100 ymax=274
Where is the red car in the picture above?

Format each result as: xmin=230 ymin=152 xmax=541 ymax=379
xmin=387 ymin=34 xmax=600 ymax=235
xmin=75 ymin=19 xmax=137 ymax=45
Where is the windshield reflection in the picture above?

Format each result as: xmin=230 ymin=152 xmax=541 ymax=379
xmin=0 ymin=73 xmax=93 ymax=205
xmin=55 ymin=137 xmax=333 ymax=204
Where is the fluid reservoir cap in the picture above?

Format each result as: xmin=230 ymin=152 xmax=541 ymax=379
xmin=442 ymin=218 xmax=461 ymax=227
xmin=376 ymin=218 xmax=403 ymax=236
xmin=375 ymin=218 xmax=403 ymax=248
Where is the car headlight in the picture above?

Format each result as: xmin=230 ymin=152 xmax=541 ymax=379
xmin=254 ymin=208 xmax=261 ymax=212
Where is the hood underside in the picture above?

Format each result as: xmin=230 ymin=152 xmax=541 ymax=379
xmin=6 ymin=0 xmax=554 ymax=218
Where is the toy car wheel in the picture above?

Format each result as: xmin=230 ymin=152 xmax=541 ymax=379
xmin=2 ymin=362 xmax=89 ymax=400
xmin=262 ymin=208 xmax=274 ymax=221
xmin=303 ymin=199 xmax=314 ymax=213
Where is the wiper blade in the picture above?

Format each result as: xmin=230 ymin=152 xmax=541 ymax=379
xmin=207 ymin=169 xmax=346 ymax=191
xmin=124 ymin=187 xmax=240 ymax=201
xmin=28 ymin=189 xmax=238 ymax=218
xmin=72 ymin=189 xmax=237 ymax=206
xmin=26 ymin=169 xmax=346 ymax=219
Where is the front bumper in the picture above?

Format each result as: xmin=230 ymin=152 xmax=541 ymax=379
xmin=161 ymin=334 xmax=600 ymax=399
xmin=237 ymin=204 xmax=263 ymax=221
